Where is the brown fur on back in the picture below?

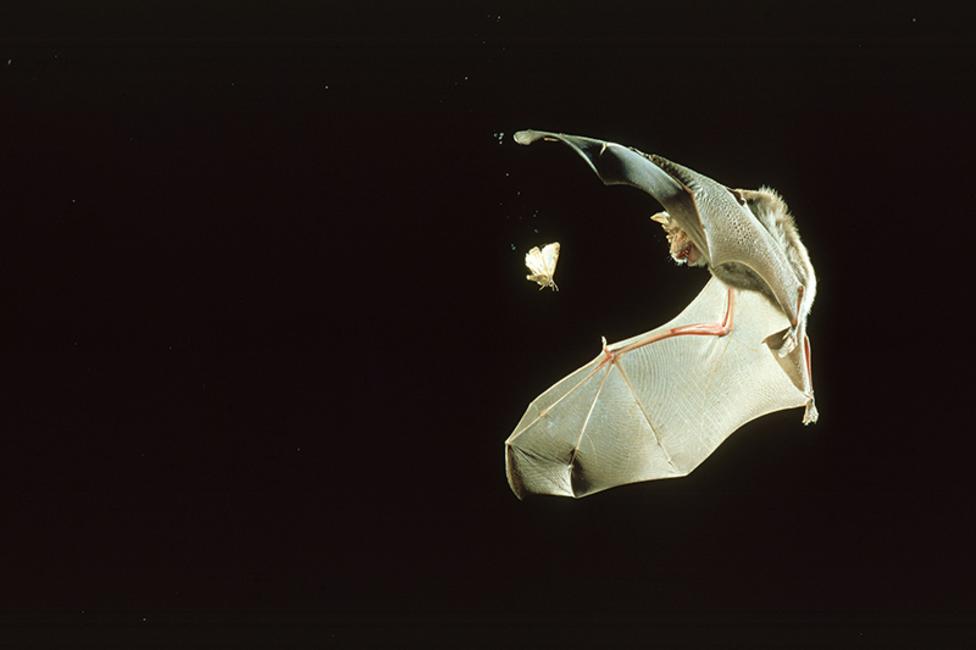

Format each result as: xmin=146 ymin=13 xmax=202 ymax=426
xmin=735 ymin=186 xmax=817 ymax=317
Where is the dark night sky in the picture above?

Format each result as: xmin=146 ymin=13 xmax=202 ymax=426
xmin=2 ymin=2 xmax=975 ymax=647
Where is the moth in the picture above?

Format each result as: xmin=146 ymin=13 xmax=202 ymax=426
xmin=505 ymin=130 xmax=818 ymax=499
xmin=524 ymin=242 xmax=560 ymax=291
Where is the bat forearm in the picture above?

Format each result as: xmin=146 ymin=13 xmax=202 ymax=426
xmin=604 ymin=287 xmax=735 ymax=361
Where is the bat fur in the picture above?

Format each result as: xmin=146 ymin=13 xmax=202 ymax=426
xmin=652 ymin=186 xmax=816 ymax=327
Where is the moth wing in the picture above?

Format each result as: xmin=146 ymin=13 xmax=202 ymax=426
xmin=540 ymin=242 xmax=560 ymax=277
xmin=524 ymin=246 xmax=547 ymax=278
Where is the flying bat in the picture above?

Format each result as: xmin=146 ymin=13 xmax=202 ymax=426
xmin=505 ymin=130 xmax=818 ymax=499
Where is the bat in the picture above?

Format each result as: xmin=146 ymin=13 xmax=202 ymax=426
xmin=525 ymin=242 xmax=560 ymax=291
xmin=505 ymin=130 xmax=818 ymax=499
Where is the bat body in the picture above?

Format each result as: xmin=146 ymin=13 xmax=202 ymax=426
xmin=506 ymin=130 xmax=818 ymax=499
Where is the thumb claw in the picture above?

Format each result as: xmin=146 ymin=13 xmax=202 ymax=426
xmin=777 ymin=328 xmax=798 ymax=357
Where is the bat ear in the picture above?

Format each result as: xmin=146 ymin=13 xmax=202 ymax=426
xmin=650 ymin=212 xmax=672 ymax=229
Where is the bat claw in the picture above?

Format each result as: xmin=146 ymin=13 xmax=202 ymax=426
xmin=777 ymin=328 xmax=799 ymax=357
xmin=599 ymin=336 xmax=617 ymax=366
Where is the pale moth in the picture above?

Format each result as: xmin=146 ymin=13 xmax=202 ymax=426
xmin=524 ymin=242 xmax=560 ymax=291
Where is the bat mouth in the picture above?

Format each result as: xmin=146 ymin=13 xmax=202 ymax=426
xmin=661 ymin=223 xmax=704 ymax=267
xmin=674 ymin=242 xmax=701 ymax=266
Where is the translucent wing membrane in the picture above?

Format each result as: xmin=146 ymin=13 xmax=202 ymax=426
xmin=505 ymin=277 xmax=807 ymax=498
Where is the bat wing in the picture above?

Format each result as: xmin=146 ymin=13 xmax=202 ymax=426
xmin=513 ymin=129 xmax=708 ymax=255
xmin=505 ymin=277 xmax=807 ymax=499
xmin=514 ymin=130 xmax=805 ymax=330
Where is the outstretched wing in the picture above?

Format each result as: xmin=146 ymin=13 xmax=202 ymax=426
xmin=513 ymin=129 xmax=804 ymax=330
xmin=505 ymin=277 xmax=807 ymax=499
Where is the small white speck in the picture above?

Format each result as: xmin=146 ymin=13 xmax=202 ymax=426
xmin=297 ymin=447 xmax=302 ymax=452
xmin=141 ymin=617 xmax=147 ymax=623
xmin=324 ymin=84 xmax=329 ymax=90
xmin=71 ymin=198 xmax=76 ymax=204
xmin=533 ymin=228 xmax=539 ymax=233
xmin=496 ymin=15 xmax=502 ymax=22
xmin=493 ymin=131 xmax=505 ymax=144
xmin=463 ymin=75 xmax=469 ymax=81
xmin=504 ymin=172 xmax=509 ymax=177
xmin=510 ymin=243 xmax=516 ymax=251
xmin=6 ymin=59 xmax=11 ymax=66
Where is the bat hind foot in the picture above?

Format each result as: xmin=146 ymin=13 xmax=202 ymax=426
xmin=802 ymin=399 xmax=819 ymax=424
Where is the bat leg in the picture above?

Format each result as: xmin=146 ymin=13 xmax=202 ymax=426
xmin=774 ymin=287 xmax=804 ymax=358
xmin=601 ymin=287 xmax=735 ymax=365
xmin=804 ymin=334 xmax=813 ymax=384
xmin=801 ymin=334 xmax=819 ymax=424
xmin=792 ymin=285 xmax=803 ymax=327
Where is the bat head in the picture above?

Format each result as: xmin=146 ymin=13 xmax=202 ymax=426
xmin=651 ymin=212 xmax=706 ymax=268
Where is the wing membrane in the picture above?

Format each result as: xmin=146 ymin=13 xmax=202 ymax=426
xmin=505 ymin=277 xmax=807 ymax=498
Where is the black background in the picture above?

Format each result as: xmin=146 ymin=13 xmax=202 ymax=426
xmin=3 ymin=2 xmax=975 ymax=647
